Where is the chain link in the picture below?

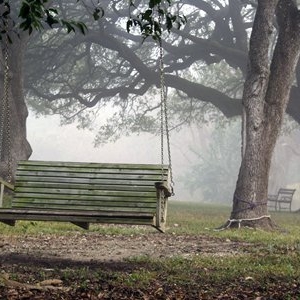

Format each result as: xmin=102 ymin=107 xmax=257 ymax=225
xmin=1 ymin=33 xmax=12 ymax=182
xmin=0 ymin=51 xmax=5 ymax=161
xmin=159 ymin=39 xmax=164 ymax=177
xmin=159 ymin=38 xmax=174 ymax=193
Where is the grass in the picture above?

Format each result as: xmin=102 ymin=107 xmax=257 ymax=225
xmin=1 ymin=200 xmax=300 ymax=298
xmin=1 ymin=199 xmax=300 ymax=244
xmin=168 ymin=201 xmax=300 ymax=245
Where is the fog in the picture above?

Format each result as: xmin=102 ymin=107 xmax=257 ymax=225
xmin=27 ymin=111 xmax=196 ymax=202
xmin=27 ymin=111 xmax=300 ymax=209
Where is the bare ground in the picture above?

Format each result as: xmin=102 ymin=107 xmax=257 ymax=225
xmin=0 ymin=226 xmax=299 ymax=299
xmin=0 ymin=227 xmax=250 ymax=263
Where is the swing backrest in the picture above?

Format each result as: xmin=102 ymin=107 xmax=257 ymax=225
xmin=11 ymin=160 xmax=170 ymax=217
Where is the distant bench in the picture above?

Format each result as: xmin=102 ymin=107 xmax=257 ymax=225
xmin=267 ymin=188 xmax=296 ymax=212
xmin=0 ymin=160 xmax=172 ymax=232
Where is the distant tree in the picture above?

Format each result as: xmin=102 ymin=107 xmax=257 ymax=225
xmin=182 ymin=121 xmax=241 ymax=204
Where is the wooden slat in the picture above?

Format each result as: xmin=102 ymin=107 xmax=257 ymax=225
xmin=15 ymin=181 xmax=156 ymax=192
xmin=15 ymin=176 xmax=163 ymax=188
xmin=13 ymin=195 xmax=156 ymax=204
xmin=16 ymin=172 xmax=166 ymax=182
xmin=14 ymin=188 xmax=155 ymax=198
xmin=13 ymin=200 xmax=156 ymax=212
xmin=0 ymin=209 xmax=154 ymax=217
xmin=17 ymin=160 xmax=169 ymax=170
xmin=0 ymin=160 xmax=172 ymax=231
xmin=0 ymin=210 xmax=155 ymax=225
xmin=13 ymin=193 xmax=156 ymax=203
xmin=16 ymin=166 xmax=167 ymax=175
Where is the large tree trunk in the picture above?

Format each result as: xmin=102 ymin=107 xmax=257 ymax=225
xmin=0 ymin=33 xmax=32 ymax=182
xmin=227 ymin=1 xmax=300 ymax=229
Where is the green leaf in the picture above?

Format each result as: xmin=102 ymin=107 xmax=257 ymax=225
xmin=61 ymin=20 xmax=75 ymax=33
xmin=48 ymin=8 xmax=58 ymax=15
xmin=45 ymin=10 xmax=59 ymax=28
xmin=143 ymin=9 xmax=153 ymax=21
xmin=75 ymin=22 xmax=88 ymax=34
xmin=127 ymin=19 xmax=133 ymax=33
xmin=93 ymin=8 xmax=104 ymax=21
xmin=19 ymin=2 xmax=30 ymax=18
xmin=149 ymin=0 xmax=161 ymax=9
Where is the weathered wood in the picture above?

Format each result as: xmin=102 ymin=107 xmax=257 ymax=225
xmin=0 ymin=183 xmax=4 ymax=208
xmin=0 ymin=209 xmax=155 ymax=225
xmin=0 ymin=178 xmax=14 ymax=190
xmin=155 ymin=181 xmax=170 ymax=232
xmin=0 ymin=160 xmax=172 ymax=232
xmin=0 ymin=178 xmax=14 ymax=208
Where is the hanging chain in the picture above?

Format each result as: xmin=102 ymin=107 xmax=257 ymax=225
xmin=159 ymin=38 xmax=164 ymax=176
xmin=0 ymin=53 xmax=5 ymax=161
xmin=159 ymin=37 xmax=174 ymax=191
xmin=1 ymin=32 xmax=12 ymax=182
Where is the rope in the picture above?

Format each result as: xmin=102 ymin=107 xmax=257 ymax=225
xmin=232 ymin=194 xmax=267 ymax=214
xmin=215 ymin=215 xmax=271 ymax=231
xmin=213 ymin=194 xmax=270 ymax=231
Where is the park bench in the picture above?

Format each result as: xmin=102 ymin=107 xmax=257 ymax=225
xmin=267 ymin=188 xmax=296 ymax=212
xmin=0 ymin=160 xmax=172 ymax=232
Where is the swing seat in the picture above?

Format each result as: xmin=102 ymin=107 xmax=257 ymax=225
xmin=0 ymin=160 xmax=172 ymax=232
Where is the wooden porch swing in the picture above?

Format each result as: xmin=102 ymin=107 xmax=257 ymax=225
xmin=0 ymin=34 xmax=174 ymax=232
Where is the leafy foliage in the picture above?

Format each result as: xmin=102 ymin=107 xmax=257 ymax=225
xmin=0 ymin=0 xmax=105 ymax=38
xmin=0 ymin=0 xmax=11 ymax=41
xmin=127 ymin=0 xmax=186 ymax=41
xmin=18 ymin=0 xmax=92 ymax=34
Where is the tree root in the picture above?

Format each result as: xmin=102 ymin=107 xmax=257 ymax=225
xmin=215 ymin=215 xmax=286 ymax=232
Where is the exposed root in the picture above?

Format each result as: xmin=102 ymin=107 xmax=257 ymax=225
xmin=215 ymin=215 xmax=284 ymax=232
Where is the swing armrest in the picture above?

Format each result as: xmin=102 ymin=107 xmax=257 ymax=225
xmin=0 ymin=177 xmax=14 ymax=191
xmin=155 ymin=181 xmax=172 ymax=197
xmin=0 ymin=178 xmax=14 ymax=208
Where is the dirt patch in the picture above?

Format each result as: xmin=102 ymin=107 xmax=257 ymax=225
xmin=0 ymin=228 xmax=249 ymax=264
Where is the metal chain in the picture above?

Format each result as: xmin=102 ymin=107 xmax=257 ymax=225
xmin=0 ymin=50 xmax=5 ymax=161
xmin=1 ymin=33 xmax=12 ymax=182
xmin=159 ymin=38 xmax=174 ymax=191
xmin=159 ymin=39 xmax=165 ymax=178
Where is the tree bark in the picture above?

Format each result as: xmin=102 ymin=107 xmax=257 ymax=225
xmin=227 ymin=0 xmax=300 ymax=229
xmin=0 ymin=33 xmax=32 ymax=182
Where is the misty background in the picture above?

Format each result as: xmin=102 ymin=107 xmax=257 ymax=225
xmin=27 ymin=110 xmax=300 ymax=209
